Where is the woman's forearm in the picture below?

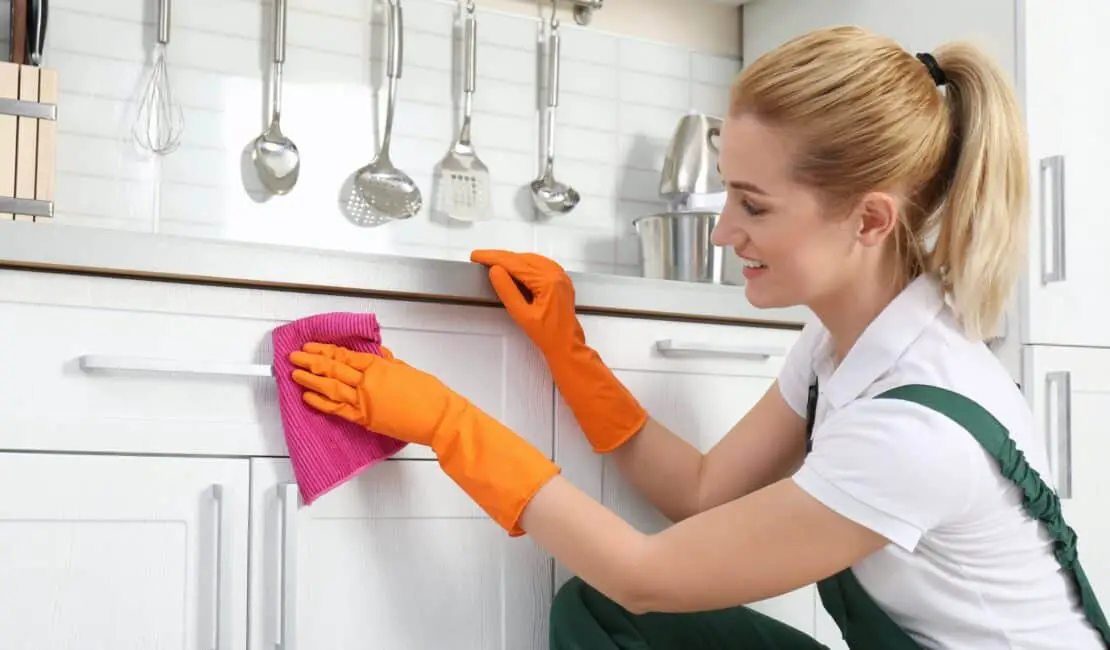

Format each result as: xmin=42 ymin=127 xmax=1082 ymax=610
xmin=609 ymin=418 xmax=707 ymax=522
xmin=519 ymin=474 xmax=656 ymax=611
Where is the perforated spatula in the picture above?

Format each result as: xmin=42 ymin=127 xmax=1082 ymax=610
xmin=435 ymin=0 xmax=492 ymax=221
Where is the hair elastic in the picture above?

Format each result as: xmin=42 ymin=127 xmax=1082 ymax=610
xmin=915 ymin=52 xmax=947 ymax=86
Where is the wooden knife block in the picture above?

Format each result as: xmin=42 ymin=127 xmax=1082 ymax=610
xmin=0 ymin=61 xmax=57 ymax=222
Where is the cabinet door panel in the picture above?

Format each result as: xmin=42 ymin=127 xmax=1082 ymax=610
xmin=250 ymin=458 xmax=552 ymax=650
xmin=1022 ymin=0 xmax=1110 ymax=346
xmin=1023 ymin=345 xmax=1110 ymax=606
xmin=0 ymin=453 xmax=249 ymax=650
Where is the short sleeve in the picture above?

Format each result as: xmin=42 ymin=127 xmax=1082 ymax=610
xmin=776 ymin=322 xmax=826 ymax=418
xmin=792 ymin=397 xmax=975 ymax=552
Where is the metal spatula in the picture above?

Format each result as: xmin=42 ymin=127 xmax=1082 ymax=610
xmin=435 ymin=0 xmax=491 ymax=221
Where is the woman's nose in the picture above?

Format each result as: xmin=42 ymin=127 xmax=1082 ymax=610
xmin=711 ymin=211 xmax=744 ymax=248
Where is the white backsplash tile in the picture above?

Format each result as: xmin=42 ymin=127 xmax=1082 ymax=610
xmin=1 ymin=0 xmax=741 ymax=276
xmin=691 ymin=51 xmax=743 ymax=85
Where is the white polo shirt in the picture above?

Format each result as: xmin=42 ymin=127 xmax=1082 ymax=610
xmin=781 ymin=273 xmax=1103 ymax=650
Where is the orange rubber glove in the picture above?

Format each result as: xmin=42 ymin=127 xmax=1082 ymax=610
xmin=469 ymin=249 xmax=648 ymax=453
xmin=289 ymin=342 xmax=559 ymax=537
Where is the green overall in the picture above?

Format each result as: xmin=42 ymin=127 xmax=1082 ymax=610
xmin=548 ymin=383 xmax=1110 ymax=649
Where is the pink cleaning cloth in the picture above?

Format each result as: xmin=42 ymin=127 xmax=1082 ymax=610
xmin=272 ymin=312 xmax=407 ymax=505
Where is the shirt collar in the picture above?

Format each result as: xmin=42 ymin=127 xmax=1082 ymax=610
xmin=816 ymin=273 xmax=947 ymax=408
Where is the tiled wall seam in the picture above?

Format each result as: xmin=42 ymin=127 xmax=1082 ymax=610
xmin=0 ymin=0 xmax=740 ymax=275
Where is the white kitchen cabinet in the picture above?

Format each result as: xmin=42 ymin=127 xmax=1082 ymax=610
xmin=0 ymin=452 xmax=250 ymax=650
xmin=1019 ymin=0 xmax=1110 ymax=348
xmin=249 ymin=458 xmax=552 ymax=650
xmin=0 ymin=269 xmax=552 ymax=460
xmin=1022 ymin=346 xmax=1110 ymax=603
xmin=553 ymin=313 xmax=815 ymax=636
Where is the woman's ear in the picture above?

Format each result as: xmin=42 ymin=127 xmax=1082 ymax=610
xmin=854 ymin=191 xmax=899 ymax=247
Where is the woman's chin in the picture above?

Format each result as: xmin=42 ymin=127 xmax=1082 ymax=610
xmin=743 ymin=281 xmax=795 ymax=310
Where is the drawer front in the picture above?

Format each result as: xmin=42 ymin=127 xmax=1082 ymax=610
xmin=578 ymin=313 xmax=801 ymax=379
xmin=555 ymin=313 xmax=801 ymax=489
xmin=0 ymin=270 xmax=552 ymax=458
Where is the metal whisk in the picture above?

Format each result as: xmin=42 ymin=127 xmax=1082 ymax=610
xmin=132 ymin=0 xmax=183 ymax=155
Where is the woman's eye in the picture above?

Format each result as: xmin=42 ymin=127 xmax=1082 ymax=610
xmin=742 ymin=199 xmax=766 ymax=216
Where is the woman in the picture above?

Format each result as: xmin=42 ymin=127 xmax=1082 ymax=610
xmin=288 ymin=26 xmax=1109 ymax=649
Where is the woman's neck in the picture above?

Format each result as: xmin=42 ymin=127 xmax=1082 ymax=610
xmin=810 ymin=271 xmax=909 ymax=366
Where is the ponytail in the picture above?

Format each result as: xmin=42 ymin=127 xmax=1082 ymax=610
xmin=929 ymin=43 xmax=1029 ymax=340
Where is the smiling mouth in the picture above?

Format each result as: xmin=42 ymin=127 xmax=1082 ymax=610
xmin=739 ymin=257 xmax=767 ymax=270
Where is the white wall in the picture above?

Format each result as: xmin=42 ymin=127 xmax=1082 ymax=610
xmin=0 ymin=0 xmax=742 ymax=276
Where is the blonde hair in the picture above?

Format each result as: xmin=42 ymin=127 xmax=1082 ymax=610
xmin=730 ymin=26 xmax=1028 ymax=341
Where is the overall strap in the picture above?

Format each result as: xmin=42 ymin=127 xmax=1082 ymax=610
xmin=876 ymin=384 xmax=1110 ymax=647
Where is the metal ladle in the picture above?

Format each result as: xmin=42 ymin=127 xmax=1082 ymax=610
xmin=352 ymin=0 xmax=422 ymax=221
xmin=252 ymin=0 xmax=300 ymax=195
xmin=530 ymin=1 xmax=579 ymax=217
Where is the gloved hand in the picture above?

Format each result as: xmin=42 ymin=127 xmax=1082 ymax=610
xmin=469 ymin=249 xmax=648 ymax=453
xmin=289 ymin=342 xmax=560 ymax=536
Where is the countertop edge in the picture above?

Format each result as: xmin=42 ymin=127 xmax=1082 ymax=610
xmin=0 ymin=221 xmax=814 ymax=327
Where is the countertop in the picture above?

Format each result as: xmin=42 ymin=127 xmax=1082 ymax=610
xmin=0 ymin=221 xmax=813 ymax=327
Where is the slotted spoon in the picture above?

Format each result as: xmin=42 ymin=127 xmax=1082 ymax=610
xmin=350 ymin=0 xmax=422 ymax=224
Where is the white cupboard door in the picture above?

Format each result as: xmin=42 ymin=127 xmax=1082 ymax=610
xmin=1021 ymin=0 xmax=1110 ymax=346
xmin=0 ymin=453 xmax=249 ymax=650
xmin=249 ymin=458 xmax=552 ymax=650
xmin=552 ymin=315 xmax=815 ymax=635
xmin=1023 ymin=345 xmax=1110 ymax=605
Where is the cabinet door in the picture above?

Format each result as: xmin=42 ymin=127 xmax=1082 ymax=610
xmin=1021 ymin=0 xmax=1110 ymax=346
xmin=553 ymin=315 xmax=816 ymax=635
xmin=249 ymin=459 xmax=552 ymax=650
xmin=0 ymin=453 xmax=250 ymax=650
xmin=1022 ymin=345 xmax=1110 ymax=604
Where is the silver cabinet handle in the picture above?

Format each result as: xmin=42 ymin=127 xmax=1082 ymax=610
xmin=277 ymin=483 xmax=299 ymax=650
xmin=1045 ymin=371 xmax=1072 ymax=498
xmin=210 ymin=484 xmax=226 ymax=650
xmin=78 ymin=354 xmax=274 ymax=378
xmin=655 ymin=339 xmax=786 ymax=360
xmin=1039 ymin=155 xmax=1066 ymax=284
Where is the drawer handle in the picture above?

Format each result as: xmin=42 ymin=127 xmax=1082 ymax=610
xmin=78 ymin=354 xmax=274 ymax=378
xmin=654 ymin=339 xmax=786 ymax=360
xmin=277 ymin=482 xmax=299 ymax=650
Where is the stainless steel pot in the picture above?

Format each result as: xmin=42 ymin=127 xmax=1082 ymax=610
xmin=632 ymin=210 xmax=726 ymax=283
